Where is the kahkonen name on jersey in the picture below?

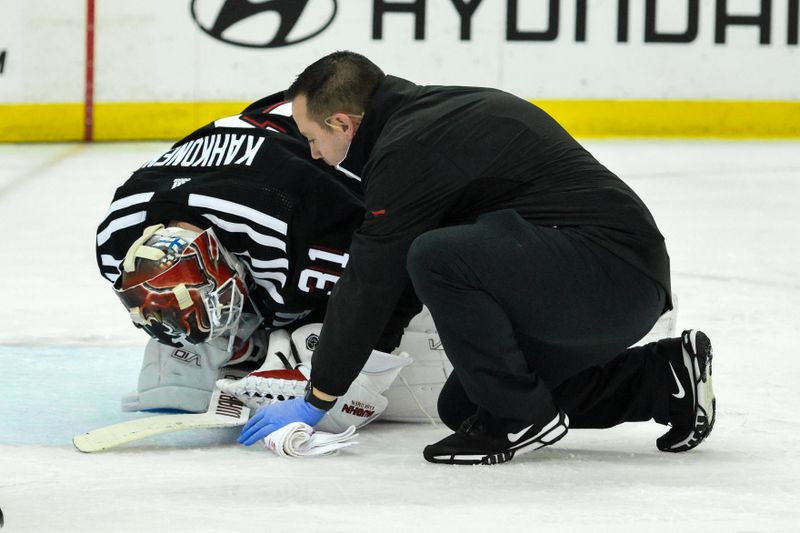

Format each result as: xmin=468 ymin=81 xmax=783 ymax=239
xmin=142 ymin=134 xmax=265 ymax=169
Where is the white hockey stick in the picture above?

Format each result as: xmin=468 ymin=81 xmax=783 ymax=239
xmin=73 ymin=371 xmax=251 ymax=453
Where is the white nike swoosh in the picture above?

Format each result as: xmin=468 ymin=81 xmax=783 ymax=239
xmin=507 ymin=424 xmax=534 ymax=443
xmin=669 ymin=362 xmax=686 ymax=399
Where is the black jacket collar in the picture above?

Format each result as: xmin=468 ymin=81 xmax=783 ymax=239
xmin=339 ymin=76 xmax=420 ymax=180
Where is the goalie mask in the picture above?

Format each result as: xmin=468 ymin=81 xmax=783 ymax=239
xmin=114 ymin=224 xmax=260 ymax=349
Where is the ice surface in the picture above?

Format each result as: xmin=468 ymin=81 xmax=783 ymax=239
xmin=1 ymin=140 xmax=799 ymax=532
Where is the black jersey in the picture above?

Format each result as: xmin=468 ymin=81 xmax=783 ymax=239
xmin=96 ymin=93 xmax=364 ymax=330
xmin=311 ymin=76 xmax=672 ymax=395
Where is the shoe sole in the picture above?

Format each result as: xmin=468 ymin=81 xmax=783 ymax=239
xmin=658 ymin=330 xmax=716 ymax=452
xmin=425 ymin=412 xmax=569 ymax=465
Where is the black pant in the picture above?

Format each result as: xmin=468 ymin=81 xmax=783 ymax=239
xmin=406 ymin=210 xmax=670 ymax=433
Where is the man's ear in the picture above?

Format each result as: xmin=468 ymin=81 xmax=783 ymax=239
xmin=328 ymin=112 xmax=361 ymax=139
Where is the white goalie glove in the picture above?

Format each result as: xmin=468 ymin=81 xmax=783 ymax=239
xmin=217 ymin=325 xmax=412 ymax=433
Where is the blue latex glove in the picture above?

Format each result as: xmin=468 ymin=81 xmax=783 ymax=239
xmin=238 ymin=397 xmax=326 ymax=446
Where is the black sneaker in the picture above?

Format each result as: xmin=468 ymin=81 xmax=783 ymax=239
xmin=423 ymin=410 xmax=569 ymax=465
xmin=657 ymin=330 xmax=716 ymax=452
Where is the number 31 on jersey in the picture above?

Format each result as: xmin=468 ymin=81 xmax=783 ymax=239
xmin=298 ymin=247 xmax=349 ymax=294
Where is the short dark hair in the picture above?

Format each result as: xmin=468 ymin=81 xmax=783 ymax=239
xmin=286 ymin=51 xmax=385 ymax=126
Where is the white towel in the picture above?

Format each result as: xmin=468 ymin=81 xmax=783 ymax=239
xmin=263 ymin=422 xmax=359 ymax=458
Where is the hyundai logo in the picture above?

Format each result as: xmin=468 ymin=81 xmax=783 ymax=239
xmin=191 ymin=0 xmax=338 ymax=48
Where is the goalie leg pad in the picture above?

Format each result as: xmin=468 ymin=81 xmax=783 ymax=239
xmin=405 ymin=306 xmax=437 ymax=333
xmin=291 ymin=323 xmax=453 ymax=423
xmin=122 ymin=338 xmax=234 ymax=413
xmin=632 ymin=294 xmax=679 ymax=346
xmin=382 ymin=329 xmax=453 ymax=422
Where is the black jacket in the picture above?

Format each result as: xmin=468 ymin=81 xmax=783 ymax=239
xmin=311 ymin=75 xmax=672 ymax=396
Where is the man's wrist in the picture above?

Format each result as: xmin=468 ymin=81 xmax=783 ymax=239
xmin=304 ymin=383 xmax=338 ymax=411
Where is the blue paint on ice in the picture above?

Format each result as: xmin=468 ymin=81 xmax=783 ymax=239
xmin=0 ymin=345 xmax=239 ymax=447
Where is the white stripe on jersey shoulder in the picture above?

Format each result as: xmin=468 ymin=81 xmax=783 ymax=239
xmin=252 ymin=277 xmax=285 ymax=305
xmin=100 ymin=255 xmax=123 ymax=284
xmin=275 ymin=310 xmax=311 ymax=320
xmin=275 ymin=312 xmax=298 ymax=319
xmin=189 ymin=194 xmax=288 ymax=235
xmin=234 ymin=252 xmax=289 ymax=271
xmin=249 ymin=270 xmax=287 ymax=288
xmin=271 ymin=309 xmax=313 ymax=327
xmin=104 ymin=192 xmax=155 ymax=217
xmin=270 ymin=102 xmax=293 ymax=117
xmin=97 ymin=211 xmax=147 ymax=246
xmin=100 ymin=254 xmax=122 ymax=268
xmin=214 ymin=102 xmax=291 ymax=128
xmin=201 ymin=214 xmax=286 ymax=252
xmin=214 ymin=115 xmax=257 ymax=129
xmin=239 ymin=255 xmax=289 ymax=291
